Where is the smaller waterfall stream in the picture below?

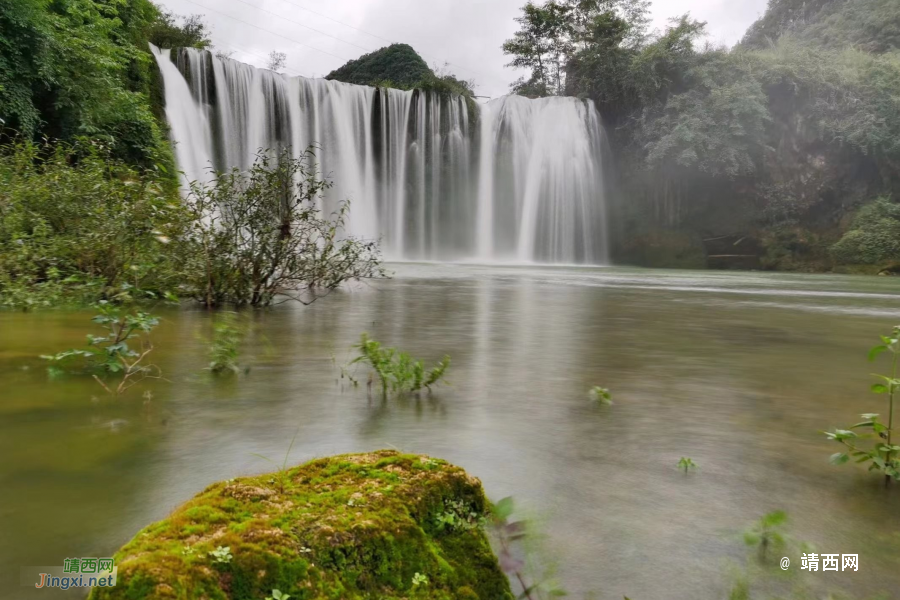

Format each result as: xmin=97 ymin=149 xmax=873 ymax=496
xmin=152 ymin=46 xmax=609 ymax=264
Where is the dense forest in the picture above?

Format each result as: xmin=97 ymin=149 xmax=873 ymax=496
xmin=0 ymin=0 xmax=211 ymax=168
xmin=502 ymin=0 xmax=900 ymax=271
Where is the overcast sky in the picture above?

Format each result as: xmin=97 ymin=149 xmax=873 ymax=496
xmin=155 ymin=0 xmax=770 ymax=98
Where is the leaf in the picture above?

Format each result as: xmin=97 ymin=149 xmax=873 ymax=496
xmin=868 ymin=345 xmax=888 ymax=361
xmin=493 ymin=496 xmax=515 ymax=521
xmin=871 ymin=383 xmax=888 ymax=394
xmin=761 ymin=510 xmax=787 ymax=527
xmin=830 ymin=452 xmax=850 ymax=465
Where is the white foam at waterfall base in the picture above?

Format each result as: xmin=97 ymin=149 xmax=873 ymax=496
xmin=151 ymin=46 xmax=609 ymax=265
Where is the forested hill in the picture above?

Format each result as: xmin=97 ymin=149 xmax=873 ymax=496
xmin=325 ymin=43 xmax=476 ymax=100
xmin=504 ymin=0 xmax=900 ymax=272
xmin=325 ymin=44 xmax=432 ymax=88
xmin=742 ymin=0 xmax=900 ymax=52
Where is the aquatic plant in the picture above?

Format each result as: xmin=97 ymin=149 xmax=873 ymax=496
xmin=677 ymin=457 xmax=698 ymax=474
xmin=589 ymin=386 xmax=613 ymax=405
xmin=826 ymin=325 xmax=900 ymax=485
xmin=207 ymin=312 xmax=245 ymax=375
xmin=347 ymin=333 xmax=450 ymax=398
xmin=41 ymin=301 xmax=162 ymax=395
xmin=743 ymin=510 xmax=787 ymax=562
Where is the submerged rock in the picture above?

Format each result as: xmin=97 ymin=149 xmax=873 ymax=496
xmin=89 ymin=451 xmax=512 ymax=600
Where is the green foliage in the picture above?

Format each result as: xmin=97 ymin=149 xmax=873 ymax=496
xmin=831 ymin=198 xmax=900 ymax=265
xmin=637 ymin=49 xmax=770 ymax=178
xmin=826 ymin=326 xmax=900 ymax=484
xmin=182 ymin=147 xmax=385 ymax=308
xmin=0 ymin=0 xmax=183 ymax=167
xmin=589 ymin=385 xmax=613 ymax=405
xmin=742 ymin=510 xmax=788 ymax=562
xmin=208 ymin=545 xmax=232 ymax=564
xmin=348 ymin=333 xmax=450 ymax=398
xmin=743 ymin=0 xmax=900 ymax=54
xmin=0 ymin=139 xmax=185 ymax=309
xmin=505 ymin=0 xmax=900 ymax=269
xmin=41 ymin=301 xmax=162 ymax=395
xmin=265 ymin=590 xmax=290 ymax=600
xmin=327 ymin=44 xmax=432 ymax=89
xmin=677 ymin=457 xmax=697 ymax=474
xmin=146 ymin=11 xmax=210 ymax=50
xmin=207 ymin=312 xmax=245 ymax=375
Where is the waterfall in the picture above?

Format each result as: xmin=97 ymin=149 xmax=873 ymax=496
xmin=152 ymin=46 xmax=609 ymax=264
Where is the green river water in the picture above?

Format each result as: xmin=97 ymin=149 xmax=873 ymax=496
xmin=1 ymin=264 xmax=899 ymax=599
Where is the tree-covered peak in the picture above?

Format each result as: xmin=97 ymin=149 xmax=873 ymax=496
xmin=325 ymin=43 xmax=433 ymax=88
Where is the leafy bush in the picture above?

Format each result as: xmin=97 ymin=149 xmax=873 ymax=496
xmin=348 ymin=333 xmax=450 ymax=398
xmin=831 ymin=197 xmax=900 ymax=264
xmin=0 ymin=139 xmax=186 ymax=308
xmin=208 ymin=312 xmax=245 ymax=375
xmin=826 ymin=326 xmax=900 ymax=484
xmin=182 ymin=147 xmax=385 ymax=308
xmin=0 ymin=0 xmax=183 ymax=167
xmin=41 ymin=301 xmax=163 ymax=395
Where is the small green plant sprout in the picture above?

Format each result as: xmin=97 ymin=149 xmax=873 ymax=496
xmin=347 ymin=333 xmax=450 ymax=398
xmin=411 ymin=572 xmax=428 ymax=587
xmin=266 ymin=590 xmax=291 ymax=600
xmin=434 ymin=498 xmax=481 ymax=532
xmin=743 ymin=510 xmax=787 ymax=562
xmin=41 ymin=301 xmax=162 ymax=395
xmin=207 ymin=312 xmax=245 ymax=375
xmin=826 ymin=325 xmax=900 ymax=486
xmin=251 ymin=429 xmax=299 ymax=493
xmin=208 ymin=545 xmax=232 ymax=564
xmin=677 ymin=457 xmax=698 ymax=474
xmin=589 ymin=386 xmax=613 ymax=405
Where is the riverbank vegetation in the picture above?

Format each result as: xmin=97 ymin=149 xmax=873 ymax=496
xmin=0 ymin=140 xmax=383 ymax=309
xmin=503 ymin=0 xmax=900 ymax=272
xmin=0 ymin=0 xmax=210 ymax=167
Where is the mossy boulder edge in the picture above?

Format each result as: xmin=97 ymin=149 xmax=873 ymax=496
xmin=89 ymin=451 xmax=513 ymax=600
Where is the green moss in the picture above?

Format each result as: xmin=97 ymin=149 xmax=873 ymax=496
xmin=88 ymin=451 xmax=512 ymax=600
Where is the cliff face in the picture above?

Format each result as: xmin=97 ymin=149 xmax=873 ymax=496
xmin=89 ymin=451 xmax=512 ymax=600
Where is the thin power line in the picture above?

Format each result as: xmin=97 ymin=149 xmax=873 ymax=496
xmin=229 ymin=0 xmax=375 ymax=55
xmin=221 ymin=43 xmax=309 ymax=77
xmin=177 ymin=0 xmax=354 ymax=64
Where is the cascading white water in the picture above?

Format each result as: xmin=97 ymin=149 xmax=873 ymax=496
xmin=152 ymin=46 xmax=609 ymax=264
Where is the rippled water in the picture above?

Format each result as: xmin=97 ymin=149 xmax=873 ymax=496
xmin=2 ymin=265 xmax=899 ymax=599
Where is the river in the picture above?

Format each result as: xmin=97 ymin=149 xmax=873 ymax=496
xmin=2 ymin=264 xmax=899 ymax=599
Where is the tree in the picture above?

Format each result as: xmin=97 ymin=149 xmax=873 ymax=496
xmin=183 ymin=147 xmax=385 ymax=308
xmin=502 ymin=1 xmax=572 ymax=96
xmin=266 ymin=50 xmax=287 ymax=72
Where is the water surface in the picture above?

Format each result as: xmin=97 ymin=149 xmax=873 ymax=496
xmin=2 ymin=265 xmax=900 ymax=599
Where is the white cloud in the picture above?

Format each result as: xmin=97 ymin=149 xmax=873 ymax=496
xmin=154 ymin=0 xmax=769 ymax=98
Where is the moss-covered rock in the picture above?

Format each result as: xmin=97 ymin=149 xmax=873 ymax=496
xmin=89 ymin=451 xmax=512 ymax=600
